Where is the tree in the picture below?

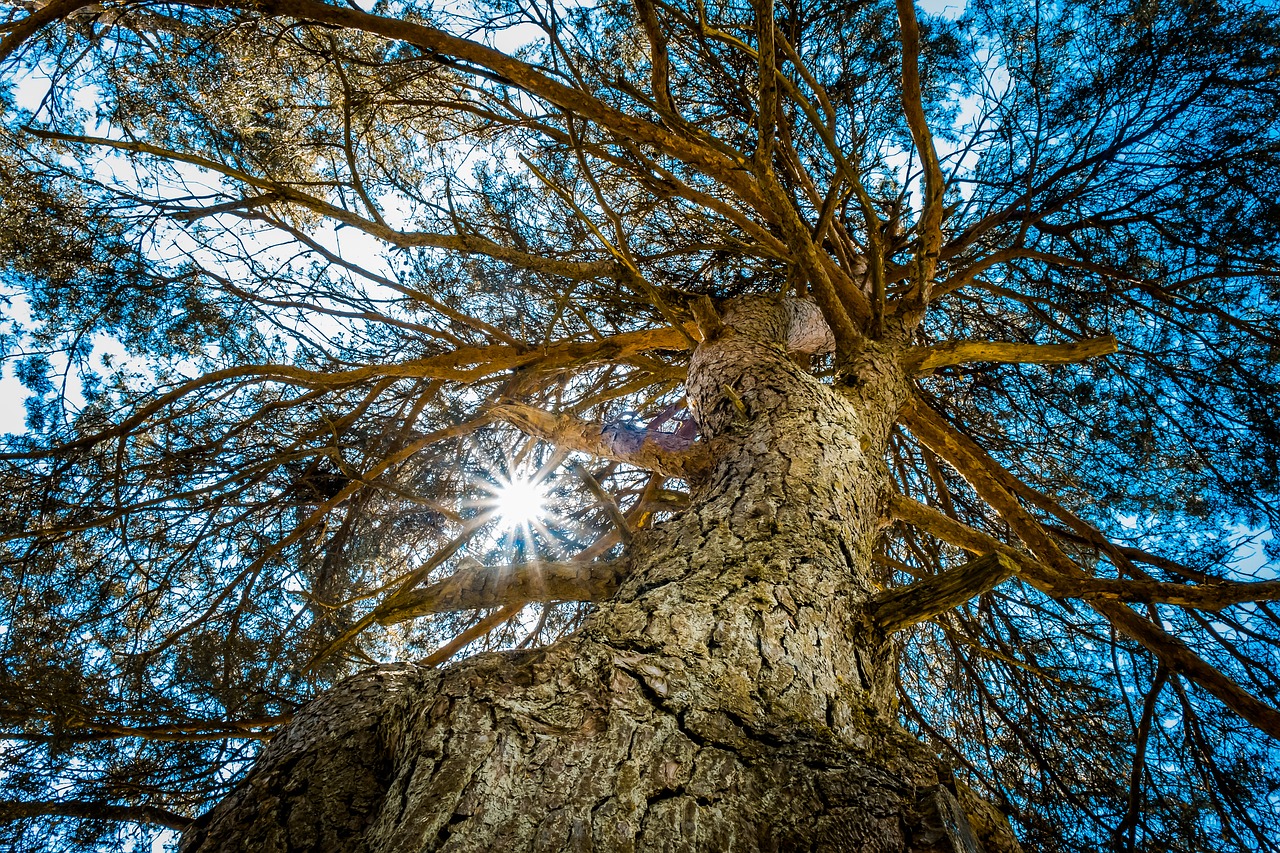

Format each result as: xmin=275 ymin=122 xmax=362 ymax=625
xmin=1 ymin=0 xmax=1279 ymax=849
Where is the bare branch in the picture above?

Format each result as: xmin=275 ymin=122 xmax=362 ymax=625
xmin=420 ymin=603 xmax=523 ymax=666
xmin=491 ymin=402 xmax=708 ymax=481
xmin=870 ymin=551 xmax=1019 ymax=635
xmin=375 ymin=559 xmax=624 ymax=626
xmin=888 ymin=411 xmax=1280 ymax=743
xmin=894 ymin=0 xmax=945 ymax=301
xmin=634 ymin=0 xmax=675 ymax=118
xmin=752 ymin=0 xmax=777 ymax=166
xmin=904 ymin=335 xmax=1119 ymax=374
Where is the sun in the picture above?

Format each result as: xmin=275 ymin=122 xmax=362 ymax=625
xmin=493 ymin=475 xmax=546 ymax=529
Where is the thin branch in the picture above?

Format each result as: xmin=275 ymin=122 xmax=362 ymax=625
xmin=894 ymin=0 xmax=945 ymax=302
xmin=571 ymin=460 xmax=634 ymax=545
xmin=420 ymin=604 xmax=522 ymax=667
xmin=1114 ymin=664 xmax=1169 ymax=851
xmin=0 ymin=800 xmax=192 ymax=830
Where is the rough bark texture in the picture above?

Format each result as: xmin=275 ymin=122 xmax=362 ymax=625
xmin=181 ymin=297 xmax=1021 ymax=852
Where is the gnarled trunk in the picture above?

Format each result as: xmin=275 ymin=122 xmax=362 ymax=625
xmin=181 ymin=298 xmax=1019 ymax=852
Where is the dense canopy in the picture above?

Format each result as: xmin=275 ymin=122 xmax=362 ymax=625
xmin=1 ymin=0 xmax=1279 ymax=850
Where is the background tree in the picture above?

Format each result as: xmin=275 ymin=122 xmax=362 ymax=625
xmin=1 ymin=0 xmax=1278 ymax=850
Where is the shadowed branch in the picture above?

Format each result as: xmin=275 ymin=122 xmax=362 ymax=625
xmin=0 ymin=800 xmax=192 ymax=830
xmin=870 ymin=552 xmax=1019 ymax=635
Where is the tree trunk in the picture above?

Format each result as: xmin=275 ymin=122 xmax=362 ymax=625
xmin=181 ymin=297 xmax=1021 ymax=852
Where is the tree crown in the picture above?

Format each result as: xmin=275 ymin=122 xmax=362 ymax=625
xmin=1 ymin=0 xmax=1279 ymax=850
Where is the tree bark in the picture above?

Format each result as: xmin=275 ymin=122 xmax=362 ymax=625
xmin=181 ymin=297 xmax=1021 ymax=852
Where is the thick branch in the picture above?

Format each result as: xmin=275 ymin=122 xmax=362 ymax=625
xmin=0 ymin=0 xmax=96 ymax=62
xmin=870 ymin=551 xmax=1018 ymax=635
xmin=3 ymin=326 xmax=690 ymax=462
xmin=420 ymin=603 xmax=523 ymax=666
xmin=903 ymin=335 xmax=1119 ymax=373
xmin=374 ymin=559 xmax=624 ymax=626
xmin=1043 ymin=576 xmax=1280 ymax=612
xmin=491 ymin=402 xmax=708 ymax=480
xmin=689 ymin=295 xmax=724 ymax=342
xmin=753 ymin=169 xmax=864 ymax=349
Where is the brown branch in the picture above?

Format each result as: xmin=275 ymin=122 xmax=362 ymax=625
xmin=421 ymin=603 xmax=523 ymax=667
xmin=3 ymin=326 xmax=691 ymax=462
xmin=26 ymin=128 xmax=614 ymax=282
xmin=888 ymin=419 xmax=1280 ymax=743
xmin=753 ymin=0 xmax=777 ymax=166
xmin=899 ymin=398 xmax=1078 ymax=592
xmin=1043 ymin=577 xmax=1280 ymax=612
xmin=3 ymin=714 xmax=289 ymax=744
xmin=0 ymin=800 xmax=192 ymax=830
xmin=870 ymin=551 xmax=1019 ymax=635
xmin=167 ymin=193 xmax=284 ymax=221
xmin=894 ymin=0 xmax=945 ymax=301
xmin=524 ymin=144 xmax=697 ymax=349
xmin=1116 ymin=664 xmax=1169 ymax=851
xmin=0 ymin=0 xmax=95 ymax=62
xmin=491 ymin=402 xmax=709 ymax=481
xmin=903 ymin=335 xmax=1119 ymax=373
xmin=934 ymin=248 xmax=1143 ymax=300
xmin=887 ymin=496 xmax=1280 ymax=612
xmin=689 ymin=295 xmax=723 ymax=343
xmin=635 ymin=0 xmax=674 ymax=118
xmin=572 ymin=460 xmax=635 ymax=545
xmin=753 ymin=168 xmax=863 ymax=350
xmin=221 ymin=0 xmax=770 ymax=214
xmin=373 ymin=559 xmax=624 ymax=626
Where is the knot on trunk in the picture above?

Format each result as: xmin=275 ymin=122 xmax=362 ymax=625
xmin=783 ymin=298 xmax=837 ymax=356
xmin=695 ymin=295 xmax=835 ymax=354
xmin=687 ymin=296 xmax=835 ymax=438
